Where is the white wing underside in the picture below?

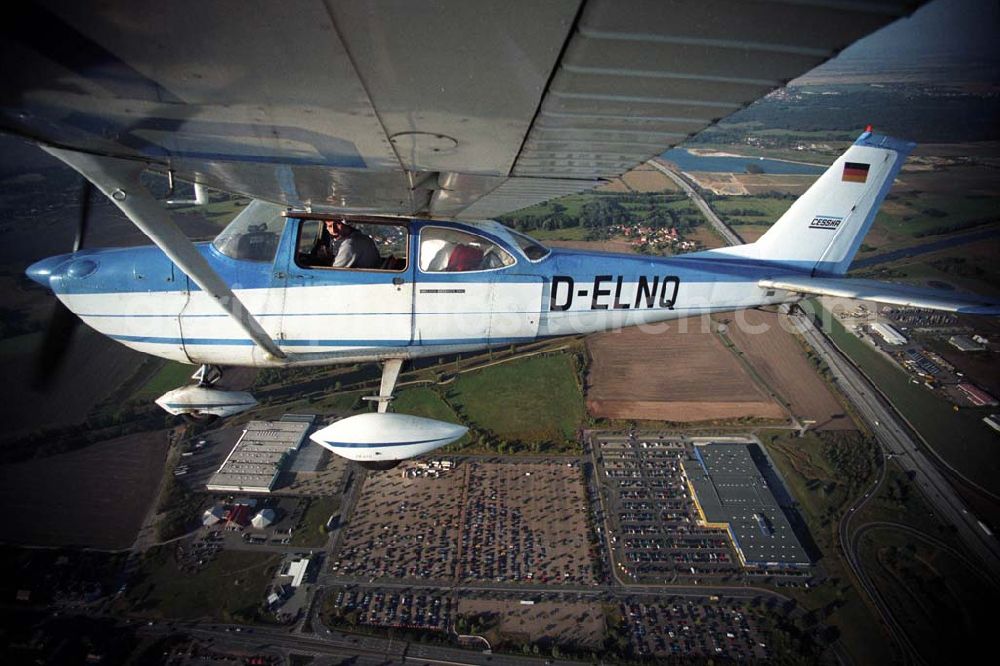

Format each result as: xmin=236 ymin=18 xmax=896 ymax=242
xmin=0 ymin=0 xmax=920 ymax=218
xmin=761 ymin=277 xmax=1000 ymax=315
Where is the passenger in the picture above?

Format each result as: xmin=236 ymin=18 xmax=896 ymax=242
xmin=312 ymin=218 xmax=381 ymax=269
xmin=445 ymin=244 xmax=483 ymax=271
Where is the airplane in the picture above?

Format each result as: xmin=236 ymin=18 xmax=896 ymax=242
xmin=3 ymin=0 xmax=995 ymax=468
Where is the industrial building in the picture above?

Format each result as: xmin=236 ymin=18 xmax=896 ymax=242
xmin=870 ymin=321 xmax=907 ymax=346
xmin=683 ymin=443 xmax=810 ymax=570
xmin=206 ymin=416 xmax=315 ymax=493
xmin=957 ymin=383 xmax=998 ymax=407
xmin=948 ymin=335 xmax=985 ymax=352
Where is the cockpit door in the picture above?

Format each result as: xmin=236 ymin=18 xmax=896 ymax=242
xmin=279 ymin=218 xmax=414 ymax=353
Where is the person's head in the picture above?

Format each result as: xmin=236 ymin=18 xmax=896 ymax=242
xmin=324 ymin=218 xmax=352 ymax=239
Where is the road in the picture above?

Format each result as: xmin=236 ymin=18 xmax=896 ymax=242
xmin=793 ymin=312 xmax=1000 ymax=577
xmin=658 ymin=154 xmax=1000 ymax=574
xmin=655 ymin=158 xmax=1000 ymax=662
xmin=647 ymin=158 xmax=744 ymax=246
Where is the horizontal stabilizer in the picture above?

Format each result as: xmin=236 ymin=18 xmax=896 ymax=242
xmin=760 ymin=276 xmax=1000 ymax=315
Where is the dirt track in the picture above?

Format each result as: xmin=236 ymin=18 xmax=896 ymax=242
xmin=585 ymin=324 xmax=784 ymax=422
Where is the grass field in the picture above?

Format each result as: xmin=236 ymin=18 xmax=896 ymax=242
xmin=822 ymin=310 xmax=1000 ymax=495
xmin=855 ymin=526 xmax=998 ymax=663
xmin=446 ymin=353 xmax=585 ymax=448
xmin=126 ymin=547 xmax=279 ymax=622
xmin=758 ymin=429 xmax=893 ymax=665
xmin=853 ymin=236 xmax=1000 ymax=297
xmin=711 ymin=196 xmax=795 ymax=226
xmin=132 ymin=361 xmax=196 ymax=400
xmin=526 ymin=226 xmax=592 ymax=241
xmin=393 ymin=387 xmax=472 ymax=448
xmin=290 ymin=496 xmax=339 ymax=547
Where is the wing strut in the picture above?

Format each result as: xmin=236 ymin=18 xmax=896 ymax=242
xmin=42 ymin=147 xmax=287 ymax=361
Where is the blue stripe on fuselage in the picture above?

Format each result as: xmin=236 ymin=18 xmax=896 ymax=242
xmin=320 ymin=437 xmax=446 ymax=449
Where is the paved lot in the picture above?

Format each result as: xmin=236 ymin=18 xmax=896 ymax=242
xmin=334 ymin=459 xmax=596 ymax=585
xmin=622 ymin=597 xmax=768 ymax=660
xmin=595 ymin=434 xmax=741 ymax=582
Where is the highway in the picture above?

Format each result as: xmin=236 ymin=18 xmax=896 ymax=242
xmin=647 ymin=158 xmax=744 ymax=246
xmin=656 ymin=158 xmax=1000 ymax=662
xmin=793 ymin=311 xmax=1000 ymax=578
xmin=658 ymin=155 xmax=1000 ymax=574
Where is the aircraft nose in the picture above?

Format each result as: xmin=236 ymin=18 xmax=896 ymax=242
xmin=25 ymin=254 xmax=72 ymax=289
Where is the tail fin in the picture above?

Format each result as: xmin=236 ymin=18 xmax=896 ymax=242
xmin=711 ymin=130 xmax=915 ymax=276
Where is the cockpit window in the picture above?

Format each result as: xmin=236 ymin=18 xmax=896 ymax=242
xmin=212 ymin=200 xmax=285 ymax=262
xmin=295 ymin=219 xmax=407 ymax=271
xmin=419 ymin=227 xmax=515 ymax=272
xmin=506 ymin=228 xmax=550 ymax=261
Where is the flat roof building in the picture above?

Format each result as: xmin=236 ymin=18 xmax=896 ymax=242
xmin=683 ymin=443 xmax=810 ymax=569
xmin=949 ymin=335 xmax=985 ymax=352
xmin=280 ymin=556 xmax=310 ymax=588
xmin=870 ymin=321 xmax=907 ymax=346
xmin=206 ymin=418 xmax=312 ymax=493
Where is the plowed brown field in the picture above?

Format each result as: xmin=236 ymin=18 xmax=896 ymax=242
xmin=721 ymin=310 xmax=856 ymax=430
xmin=586 ymin=323 xmax=785 ymax=422
xmin=0 ymin=431 xmax=169 ymax=549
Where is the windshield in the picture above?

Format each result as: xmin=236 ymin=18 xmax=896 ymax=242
xmin=505 ymin=228 xmax=550 ymax=261
xmin=212 ymin=200 xmax=286 ymax=262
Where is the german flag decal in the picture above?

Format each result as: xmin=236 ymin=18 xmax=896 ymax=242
xmin=842 ymin=161 xmax=870 ymax=183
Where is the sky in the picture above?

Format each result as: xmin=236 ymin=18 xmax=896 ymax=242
xmin=806 ymin=0 xmax=1000 ymax=81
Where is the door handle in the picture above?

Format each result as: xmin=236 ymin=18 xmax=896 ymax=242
xmin=392 ymin=277 xmax=405 ymax=286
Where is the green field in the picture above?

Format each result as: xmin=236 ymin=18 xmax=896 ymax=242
xmin=759 ymin=430 xmax=894 ymax=665
xmin=132 ymin=361 xmax=196 ymax=400
xmin=855 ymin=526 xmax=998 ymax=663
xmin=525 ymin=225 xmax=592 ymax=241
xmin=445 ymin=353 xmax=585 ymax=449
xmin=126 ymin=547 xmax=279 ymax=622
xmin=822 ymin=311 xmax=1000 ymax=495
xmin=711 ymin=196 xmax=795 ymax=226
xmin=852 ymin=240 xmax=1000 ymax=297
xmin=290 ymin=496 xmax=339 ymax=547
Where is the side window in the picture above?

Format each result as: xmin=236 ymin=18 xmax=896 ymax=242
xmin=419 ymin=227 xmax=515 ymax=273
xmin=295 ymin=220 xmax=407 ymax=271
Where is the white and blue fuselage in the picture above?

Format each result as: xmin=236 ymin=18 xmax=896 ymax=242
xmin=26 ymin=215 xmax=791 ymax=367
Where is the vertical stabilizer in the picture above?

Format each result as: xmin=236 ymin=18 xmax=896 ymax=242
xmin=709 ymin=130 xmax=914 ymax=276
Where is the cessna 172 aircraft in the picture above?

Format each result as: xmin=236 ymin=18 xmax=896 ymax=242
xmin=3 ymin=0 xmax=996 ymax=467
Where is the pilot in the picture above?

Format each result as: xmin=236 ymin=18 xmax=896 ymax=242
xmin=313 ymin=218 xmax=381 ymax=269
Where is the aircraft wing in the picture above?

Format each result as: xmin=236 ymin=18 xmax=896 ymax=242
xmin=760 ymin=276 xmax=1000 ymax=315
xmin=0 ymin=1 xmax=921 ymax=218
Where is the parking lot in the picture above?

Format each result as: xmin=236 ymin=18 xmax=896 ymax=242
xmin=595 ymin=435 xmax=740 ymax=581
xmin=334 ymin=459 xmax=596 ymax=585
xmin=334 ymin=462 xmax=463 ymax=580
xmin=458 ymin=462 xmax=595 ymax=585
xmin=622 ymin=597 xmax=768 ymax=660
xmin=326 ymin=586 xmax=452 ymax=632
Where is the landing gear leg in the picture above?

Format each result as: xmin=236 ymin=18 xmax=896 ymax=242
xmin=362 ymin=359 xmax=403 ymax=413
xmin=192 ymin=364 xmax=222 ymax=387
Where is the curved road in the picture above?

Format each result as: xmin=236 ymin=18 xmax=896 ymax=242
xmin=658 ymin=158 xmax=1000 ymax=663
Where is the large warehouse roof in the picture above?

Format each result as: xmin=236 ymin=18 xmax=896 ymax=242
xmin=684 ymin=443 xmax=810 ymax=568
xmin=207 ymin=418 xmax=313 ymax=493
